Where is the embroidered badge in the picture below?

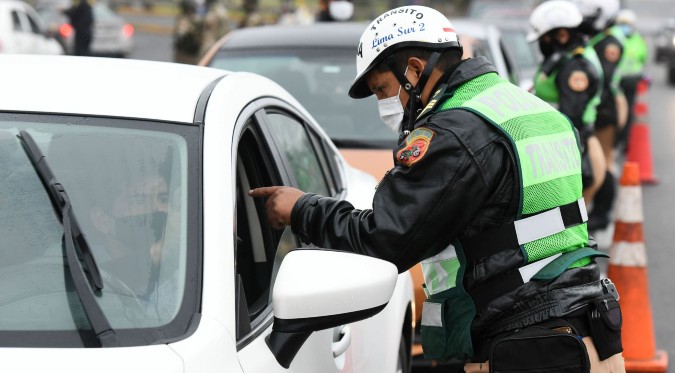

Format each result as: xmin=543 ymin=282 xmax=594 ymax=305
xmin=568 ymin=70 xmax=589 ymax=92
xmin=396 ymin=127 xmax=435 ymax=167
xmin=604 ymin=43 xmax=621 ymax=63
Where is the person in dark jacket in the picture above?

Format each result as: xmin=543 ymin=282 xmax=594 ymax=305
xmin=251 ymin=5 xmax=625 ymax=372
xmin=64 ymin=0 xmax=94 ymax=56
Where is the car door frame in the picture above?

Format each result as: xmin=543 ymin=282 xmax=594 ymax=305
xmin=231 ymin=97 xmax=353 ymax=373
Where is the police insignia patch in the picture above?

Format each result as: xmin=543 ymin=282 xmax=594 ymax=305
xmin=396 ymin=127 xmax=434 ymax=167
xmin=568 ymin=71 xmax=589 ymax=92
xmin=604 ymin=43 xmax=621 ymax=63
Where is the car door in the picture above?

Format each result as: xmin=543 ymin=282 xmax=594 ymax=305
xmin=233 ymin=99 xmax=353 ymax=373
xmin=24 ymin=7 xmax=60 ymax=55
xmin=9 ymin=8 xmax=33 ymax=53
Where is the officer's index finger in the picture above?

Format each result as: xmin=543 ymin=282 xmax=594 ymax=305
xmin=248 ymin=186 xmax=282 ymax=198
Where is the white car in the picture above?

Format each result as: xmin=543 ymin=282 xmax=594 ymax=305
xmin=0 ymin=55 xmax=414 ymax=373
xmin=0 ymin=0 xmax=64 ymax=54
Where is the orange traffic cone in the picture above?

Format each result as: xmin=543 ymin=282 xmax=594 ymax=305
xmin=626 ymin=79 xmax=658 ymax=184
xmin=607 ymin=162 xmax=668 ymax=372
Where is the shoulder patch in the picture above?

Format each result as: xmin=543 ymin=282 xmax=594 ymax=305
xmin=396 ymin=127 xmax=435 ymax=167
xmin=568 ymin=70 xmax=589 ymax=92
xmin=604 ymin=43 xmax=621 ymax=63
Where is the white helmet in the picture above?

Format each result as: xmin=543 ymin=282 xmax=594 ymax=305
xmin=348 ymin=5 xmax=461 ymax=99
xmin=527 ymin=1 xmax=583 ymax=42
xmin=616 ymin=9 xmax=637 ymax=26
xmin=570 ymin=0 xmax=620 ymax=31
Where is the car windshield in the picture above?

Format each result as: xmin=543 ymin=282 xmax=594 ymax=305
xmin=93 ymin=4 xmax=118 ymax=20
xmin=0 ymin=115 xmax=197 ymax=347
xmin=210 ymin=48 xmax=397 ymax=148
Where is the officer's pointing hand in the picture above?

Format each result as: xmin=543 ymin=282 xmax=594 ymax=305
xmin=248 ymin=186 xmax=305 ymax=230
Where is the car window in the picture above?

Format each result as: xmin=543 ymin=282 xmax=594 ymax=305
xmin=26 ymin=12 xmax=42 ymax=34
xmin=209 ymin=48 xmax=396 ymax=148
xmin=11 ymin=11 xmax=23 ymax=32
xmin=266 ymin=112 xmax=330 ymax=196
xmin=0 ymin=115 xmax=200 ymax=347
xmin=234 ymin=115 xmax=307 ymax=342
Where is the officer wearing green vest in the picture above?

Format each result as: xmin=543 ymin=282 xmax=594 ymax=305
xmin=528 ymin=1 xmax=608 ymax=217
xmin=572 ymin=0 xmax=628 ymax=231
xmin=250 ymin=5 xmax=625 ymax=372
xmin=616 ymin=9 xmax=649 ymax=150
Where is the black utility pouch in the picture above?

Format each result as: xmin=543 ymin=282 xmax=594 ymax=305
xmin=587 ymin=295 xmax=623 ymax=360
xmin=489 ymin=321 xmax=590 ymax=373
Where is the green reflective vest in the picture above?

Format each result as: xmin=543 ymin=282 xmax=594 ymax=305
xmin=621 ymin=32 xmax=649 ymax=76
xmin=533 ymin=46 xmax=603 ymax=129
xmin=419 ymin=72 xmax=596 ymax=362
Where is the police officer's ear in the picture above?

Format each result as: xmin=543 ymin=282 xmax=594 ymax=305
xmin=405 ymin=57 xmax=426 ymax=85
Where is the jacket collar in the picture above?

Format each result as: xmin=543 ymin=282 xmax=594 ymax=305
xmin=416 ymin=57 xmax=498 ymax=120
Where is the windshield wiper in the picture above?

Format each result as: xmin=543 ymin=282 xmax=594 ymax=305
xmin=18 ymin=130 xmax=118 ymax=347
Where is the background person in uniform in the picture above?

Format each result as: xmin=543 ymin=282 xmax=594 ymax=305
xmin=250 ymin=5 xmax=625 ymax=372
xmin=315 ymin=0 xmax=354 ymax=22
xmin=615 ymin=8 xmax=649 ymax=151
xmin=528 ymin=1 xmax=607 ymax=209
xmin=173 ymin=0 xmax=202 ymax=64
xmin=64 ymin=0 xmax=94 ymax=56
xmin=572 ymin=0 xmax=628 ymax=232
xmin=198 ymin=0 xmax=231 ymax=58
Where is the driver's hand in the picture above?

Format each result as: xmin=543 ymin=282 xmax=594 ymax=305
xmin=249 ymin=186 xmax=304 ymax=229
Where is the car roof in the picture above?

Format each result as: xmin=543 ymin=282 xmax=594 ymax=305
xmin=0 ymin=55 xmax=227 ymax=123
xmin=451 ymin=18 xmax=500 ymax=40
xmin=218 ymin=22 xmax=368 ymax=50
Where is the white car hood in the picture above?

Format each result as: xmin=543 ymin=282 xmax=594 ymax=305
xmin=0 ymin=344 xmax=184 ymax=372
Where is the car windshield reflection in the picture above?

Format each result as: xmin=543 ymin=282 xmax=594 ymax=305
xmin=0 ymin=121 xmax=188 ymax=334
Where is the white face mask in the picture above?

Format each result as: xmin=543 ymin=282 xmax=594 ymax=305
xmin=329 ymin=0 xmax=353 ymax=21
xmin=377 ymin=84 xmax=404 ymax=134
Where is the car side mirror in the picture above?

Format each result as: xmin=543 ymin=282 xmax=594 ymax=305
xmin=266 ymin=249 xmax=398 ymax=369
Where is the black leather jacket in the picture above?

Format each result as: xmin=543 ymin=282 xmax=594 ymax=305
xmin=291 ymin=57 xmax=603 ymax=356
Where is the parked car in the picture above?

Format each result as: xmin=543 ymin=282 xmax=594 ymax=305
xmin=452 ymin=19 xmax=524 ymax=89
xmin=655 ymin=17 xmax=675 ymax=84
xmin=466 ymin=0 xmax=541 ymax=20
xmin=0 ymin=0 xmax=64 ymax=54
xmin=490 ymin=20 xmax=542 ymax=91
xmin=36 ymin=2 xmax=134 ymax=57
xmin=0 ymin=54 xmax=414 ymax=373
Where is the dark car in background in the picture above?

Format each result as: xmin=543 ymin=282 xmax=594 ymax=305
xmin=655 ymin=18 xmax=675 ymax=84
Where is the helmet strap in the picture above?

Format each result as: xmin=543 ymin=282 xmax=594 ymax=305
xmin=387 ymin=51 xmax=441 ymax=133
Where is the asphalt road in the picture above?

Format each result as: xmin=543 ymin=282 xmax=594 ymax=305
xmin=123 ymin=8 xmax=675 ymax=371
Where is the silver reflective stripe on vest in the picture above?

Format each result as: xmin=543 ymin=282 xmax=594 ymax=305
xmin=514 ymin=198 xmax=587 ymax=245
xmin=421 ymin=302 xmax=443 ymax=327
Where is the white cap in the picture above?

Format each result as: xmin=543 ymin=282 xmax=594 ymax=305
xmin=569 ymin=0 xmax=620 ymax=30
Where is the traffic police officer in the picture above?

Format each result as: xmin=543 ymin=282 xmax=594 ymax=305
xmin=250 ymin=6 xmax=625 ymax=372
xmin=616 ymin=9 xmax=649 ymax=150
xmin=572 ymin=0 xmax=628 ymax=231
xmin=528 ymin=1 xmax=607 ymax=210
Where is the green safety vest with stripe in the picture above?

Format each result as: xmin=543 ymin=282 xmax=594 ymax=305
xmin=589 ymin=25 xmax=626 ymax=95
xmin=533 ymin=46 xmax=604 ymax=130
xmin=621 ymin=32 xmax=649 ymax=76
xmin=418 ymin=72 xmax=607 ymax=361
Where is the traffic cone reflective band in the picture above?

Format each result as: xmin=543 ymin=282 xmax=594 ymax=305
xmin=607 ymin=162 xmax=668 ymax=372
xmin=626 ymin=79 xmax=658 ymax=184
